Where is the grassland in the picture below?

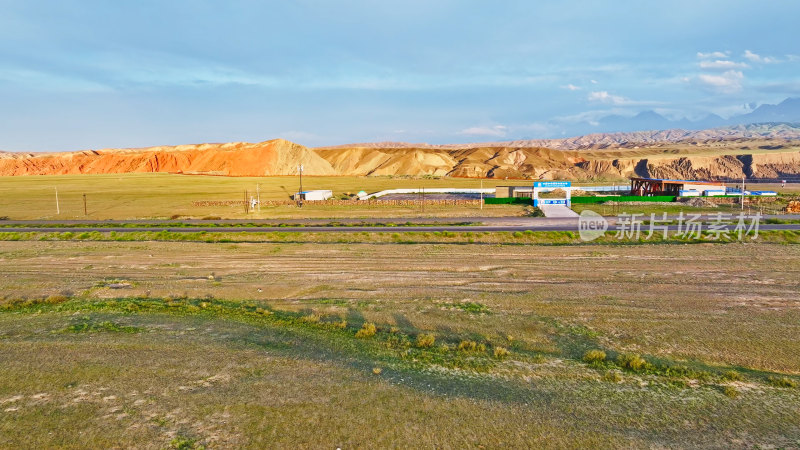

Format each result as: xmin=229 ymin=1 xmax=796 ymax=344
xmin=0 ymin=173 xmax=530 ymax=220
xmin=1 ymin=238 xmax=799 ymax=448
xmin=2 ymin=173 xmax=797 ymax=220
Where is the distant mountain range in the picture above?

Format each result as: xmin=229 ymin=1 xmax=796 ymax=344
xmin=318 ymin=98 xmax=800 ymax=150
xmin=579 ymin=97 xmax=800 ymax=135
xmin=319 ymin=122 xmax=800 ymax=151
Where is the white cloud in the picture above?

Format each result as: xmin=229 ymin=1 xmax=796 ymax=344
xmin=698 ymin=60 xmax=749 ymax=70
xmin=743 ymin=50 xmax=778 ymax=64
xmin=587 ymin=91 xmax=628 ymax=105
xmin=590 ymin=79 xmax=598 ymax=84
xmin=697 ymin=51 xmax=729 ymax=59
xmin=562 ymin=84 xmax=581 ymax=91
xmin=458 ymin=125 xmax=508 ymax=137
xmin=694 ymin=70 xmax=744 ymax=94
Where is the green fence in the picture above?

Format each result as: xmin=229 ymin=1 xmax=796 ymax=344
xmin=483 ymin=197 xmax=532 ymax=205
xmin=570 ymin=195 xmax=677 ymax=204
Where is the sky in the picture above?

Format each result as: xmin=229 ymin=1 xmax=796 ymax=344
xmin=1 ymin=0 xmax=799 ymax=151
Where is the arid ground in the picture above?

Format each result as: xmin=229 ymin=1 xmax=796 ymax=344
xmin=1 ymin=239 xmax=799 ymax=448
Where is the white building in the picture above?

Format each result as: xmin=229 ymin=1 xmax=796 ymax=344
xmin=292 ymin=190 xmax=333 ymax=201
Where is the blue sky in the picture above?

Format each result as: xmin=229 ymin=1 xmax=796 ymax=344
xmin=1 ymin=0 xmax=799 ymax=151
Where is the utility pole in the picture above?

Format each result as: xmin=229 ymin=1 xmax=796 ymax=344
xmin=55 ymin=187 xmax=60 ymax=215
xmin=256 ymin=183 xmax=260 ymax=212
xmin=741 ymin=175 xmax=745 ymax=212
xmin=480 ymin=179 xmax=483 ymax=210
xmin=83 ymin=194 xmax=87 ymax=216
xmin=298 ymin=164 xmax=304 ymax=208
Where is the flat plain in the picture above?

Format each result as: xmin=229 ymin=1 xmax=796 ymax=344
xmin=1 ymin=238 xmax=799 ymax=448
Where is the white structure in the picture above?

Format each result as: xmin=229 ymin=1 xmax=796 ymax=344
xmin=292 ymin=190 xmax=333 ymax=201
xmin=359 ymin=188 xmax=493 ymax=200
xmin=532 ymin=181 xmax=572 ymax=207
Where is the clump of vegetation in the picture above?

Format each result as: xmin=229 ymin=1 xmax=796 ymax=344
xmin=170 ymin=436 xmax=204 ymax=450
xmin=355 ymin=322 xmax=377 ymax=338
xmin=416 ymin=333 xmax=435 ymax=348
xmin=385 ymin=333 xmax=411 ymax=350
xmin=64 ymin=317 xmax=141 ymax=334
xmin=372 ymin=367 xmax=382 ymax=375
xmin=493 ymin=346 xmax=510 ymax=359
xmin=767 ymin=376 xmax=798 ymax=388
xmin=583 ymin=349 xmax=607 ymax=364
xmin=616 ymin=353 xmax=649 ymax=372
xmin=0 ymin=294 xmax=73 ymax=311
xmin=458 ymin=340 xmax=486 ymax=353
xmin=722 ymin=385 xmax=739 ymax=398
xmin=448 ymin=301 xmax=490 ymax=314
xmin=603 ymin=370 xmax=624 ymax=383
xmin=723 ymin=370 xmax=743 ymax=381
xmin=299 ymin=313 xmax=321 ymax=324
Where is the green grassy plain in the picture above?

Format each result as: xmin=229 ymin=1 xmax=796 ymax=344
xmin=1 ymin=173 xmax=797 ymax=220
xmin=1 ymin=238 xmax=799 ymax=448
xmin=0 ymin=173 xmax=529 ymax=220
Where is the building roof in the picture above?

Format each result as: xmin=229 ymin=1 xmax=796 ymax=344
xmin=630 ymin=177 xmax=723 ymax=185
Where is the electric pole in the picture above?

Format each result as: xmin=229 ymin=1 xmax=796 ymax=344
xmin=741 ymin=175 xmax=745 ymax=211
xmin=298 ymin=164 xmax=304 ymax=208
xmin=83 ymin=194 xmax=87 ymax=216
xmin=480 ymin=179 xmax=483 ymax=211
xmin=55 ymin=187 xmax=60 ymax=215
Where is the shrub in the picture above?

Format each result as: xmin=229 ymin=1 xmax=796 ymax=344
xmin=386 ymin=333 xmax=411 ymax=350
xmin=723 ymin=370 xmax=743 ymax=381
xmin=45 ymin=294 xmax=70 ymax=305
xmin=170 ymin=436 xmax=203 ymax=450
xmin=767 ymin=376 xmax=798 ymax=388
xmin=372 ymin=367 xmax=382 ymax=375
xmin=355 ymin=322 xmax=377 ymax=338
xmin=722 ymin=385 xmax=739 ymax=398
xmin=603 ymin=371 xmax=623 ymax=383
xmin=416 ymin=333 xmax=435 ymax=348
xmin=583 ymin=349 xmax=607 ymax=364
xmin=457 ymin=340 xmax=486 ymax=353
xmin=299 ymin=313 xmax=321 ymax=324
xmin=493 ymin=346 xmax=510 ymax=359
xmin=616 ymin=353 xmax=648 ymax=372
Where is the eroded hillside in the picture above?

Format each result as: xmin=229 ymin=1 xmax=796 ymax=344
xmin=2 ymin=138 xmax=800 ymax=181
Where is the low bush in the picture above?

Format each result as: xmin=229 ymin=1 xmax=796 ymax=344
xmin=299 ymin=313 xmax=321 ymax=324
xmin=493 ymin=346 xmax=510 ymax=359
xmin=458 ymin=340 xmax=486 ymax=353
xmin=722 ymin=385 xmax=739 ymax=398
xmin=723 ymin=370 xmax=743 ymax=381
xmin=603 ymin=371 xmax=623 ymax=383
xmin=767 ymin=376 xmax=798 ymax=388
xmin=583 ymin=349 xmax=607 ymax=364
xmin=616 ymin=353 xmax=649 ymax=372
xmin=355 ymin=322 xmax=377 ymax=338
xmin=416 ymin=333 xmax=435 ymax=348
